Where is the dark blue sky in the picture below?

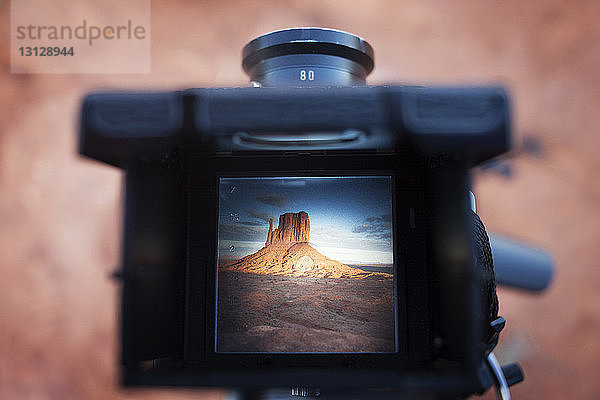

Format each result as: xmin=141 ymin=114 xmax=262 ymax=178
xmin=217 ymin=176 xmax=394 ymax=264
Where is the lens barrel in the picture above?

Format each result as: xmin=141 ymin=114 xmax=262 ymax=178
xmin=242 ymin=28 xmax=374 ymax=87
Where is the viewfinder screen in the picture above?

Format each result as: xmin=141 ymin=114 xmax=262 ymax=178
xmin=216 ymin=176 xmax=396 ymax=353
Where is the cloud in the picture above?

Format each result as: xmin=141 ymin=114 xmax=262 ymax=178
xmin=219 ymin=224 xmax=266 ymax=242
xmin=352 ymin=214 xmax=392 ymax=240
xmin=256 ymin=193 xmax=288 ymax=207
xmin=364 ymin=214 xmax=392 ymax=223
xmin=246 ymin=210 xmax=274 ymax=223
xmin=238 ymin=220 xmax=264 ymax=227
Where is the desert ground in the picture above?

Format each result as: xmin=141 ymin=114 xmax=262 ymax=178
xmin=217 ymin=271 xmax=395 ymax=353
xmin=1 ymin=1 xmax=599 ymax=399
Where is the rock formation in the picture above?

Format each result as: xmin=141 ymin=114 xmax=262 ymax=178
xmin=266 ymin=211 xmax=310 ymax=246
xmin=223 ymin=211 xmax=391 ymax=280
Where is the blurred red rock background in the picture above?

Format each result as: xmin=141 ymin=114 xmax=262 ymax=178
xmin=1 ymin=1 xmax=599 ymax=399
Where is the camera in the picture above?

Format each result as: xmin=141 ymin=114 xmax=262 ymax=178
xmin=79 ymin=28 xmax=540 ymax=399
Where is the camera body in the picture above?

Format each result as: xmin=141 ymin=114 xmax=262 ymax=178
xmin=79 ymin=28 xmax=510 ymax=397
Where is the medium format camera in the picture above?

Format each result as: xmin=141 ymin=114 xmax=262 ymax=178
xmin=79 ymin=28 xmax=551 ymax=399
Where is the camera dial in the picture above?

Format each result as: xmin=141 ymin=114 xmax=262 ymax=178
xmin=242 ymin=27 xmax=374 ymax=87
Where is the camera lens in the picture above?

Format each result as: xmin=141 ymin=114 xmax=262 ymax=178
xmin=242 ymin=28 xmax=374 ymax=87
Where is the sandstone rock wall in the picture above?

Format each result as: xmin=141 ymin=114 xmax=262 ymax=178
xmin=266 ymin=211 xmax=310 ymax=245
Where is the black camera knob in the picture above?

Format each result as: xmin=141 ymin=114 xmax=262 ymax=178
xmin=242 ymin=27 xmax=374 ymax=87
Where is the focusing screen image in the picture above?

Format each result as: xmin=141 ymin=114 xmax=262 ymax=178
xmin=216 ymin=176 xmax=395 ymax=353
